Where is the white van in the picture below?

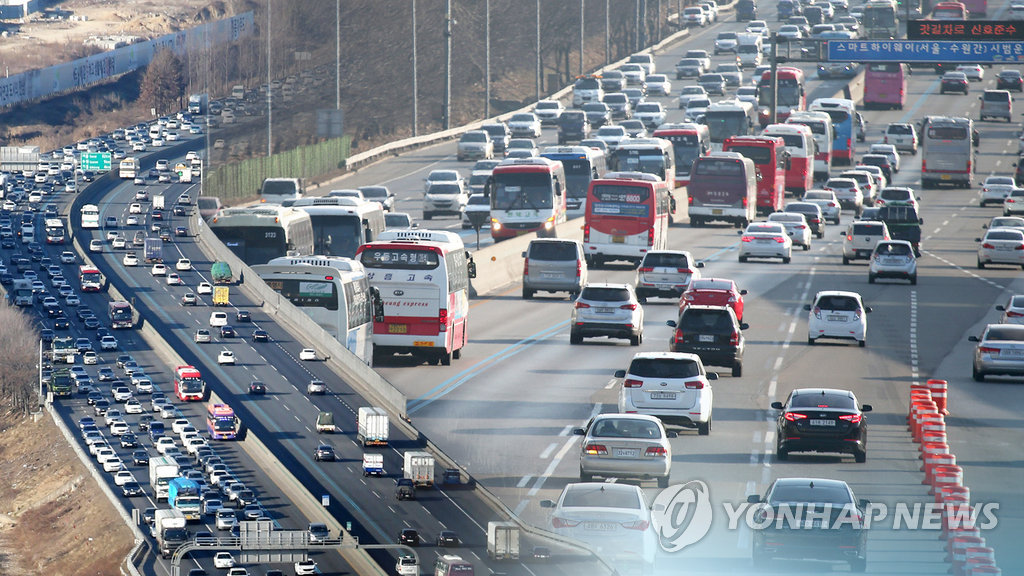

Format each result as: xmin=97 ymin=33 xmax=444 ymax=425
xmin=736 ymin=33 xmax=763 ymax=67
xmin=209 ymin=312 xmax=228 ymax=327
xmin=20 ymin=223 xmax=35 ymax=244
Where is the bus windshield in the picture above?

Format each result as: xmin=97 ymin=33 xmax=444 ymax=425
xmin=695 ymin=158 xmax=745 ymax=176
xmin=491 ymin=173 xmax=554 ymax=210
xmin=218 ymin=227 xmax=288 ymax=266
xmin=307 ymin=214 xmax=363 ymax=258
xmin=560 ymin=158 xmax=594 ymax=200
xmin=610 ymin=150 xmax=667 ymax=177
xmin=758 ymin=81 xmax=802 ymax=107
xmin=705 ymin=113 xmax=749 ymax=142
xmin=928 ymin=126 xmax=968 ymax=140
xmin=179 ymin=379 xmax=204 ymax=393
xmin=662 ymin=135 xmax=702 ymax=173
xmin=863 ymin=7 xmax=896 ymax=26
xmin=212 ymin=419 xmax=235 ymax=432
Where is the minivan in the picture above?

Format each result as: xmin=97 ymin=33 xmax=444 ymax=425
xmin=522 ymin=239 xmax=588 ymax=299
xmin=666 ymin=305 xmax=748 ymax=377
xmin=980 ymin=90 xmax=1012 ymax=122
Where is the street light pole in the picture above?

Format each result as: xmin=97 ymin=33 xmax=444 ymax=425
xmin=412 ymin=0 xmax=418 ymax=135
xmin=536 ymin=0 xmax=542 ymax=102
xmin=486 ymin=0 xmax=491 ymax=118
xmin=336 ymin=0 xmax=341 ymax=110
xmin=580 ymin=0 xmax=585 ymax=77
xmin=605 ymin=0 xmax=610 ymax=64
xmin=443 ymin=0 xmax=452 ymax=130
xmin=266 ymin=0 xmax=272 ymax=156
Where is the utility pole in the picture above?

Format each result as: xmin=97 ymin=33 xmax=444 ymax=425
xmin=485 ymin=0 xmax=491 ymax=118
xmin=580 ymin=0 xmax=585 ymax=77
xmin=412 ymin=0 xmax=418 ymax=135
xmin=605 ymin=0 xmax=610 ymax=64
xmin=336 ymin=0 xmax=341 ymax=110
xmin=769 ymin=32 xmax=779 ymax=125
xmin=266 ymin=0 xmax=272 ymax=156
xmin=634 ymin=0 xmax=640 ymax=52
xmin=443 ymin=0 xmax=452 ymax=130
xmin=536 ymin=0 xmax=542 ymax=102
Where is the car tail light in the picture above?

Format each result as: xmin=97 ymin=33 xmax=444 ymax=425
xmin=854 ymin=308 xmax=863 ymax=320
xmin=624 ymin=378 xmax=644 ymax=388
xmin=688 ymin=196 xmax=694 ymax=205
xmin=683 ymin=293 xmax=695 ymax=301
xmin=982 ymin=243 xmax=996 ymax=249
xmin=684 ymin=380 xmax=704 ymax=389
xmin=775 ymin=237 xmax=786 ymax=243
xmin=584 ymin=443 xmax=608 ymax=455
xmin=1007 ymin=311 xmax=1024 ymax=317
xmin=741 ymin=235 xmax=754 ymax=242
xmin=979 ymin=346 xmax=999 ymax=354
xmin=1017 ymin=244 xmax=1024 ymax=251
xmin=645 ymin=446 xmax=668 ymax=456
xmin=639 ymin=267 xmax=654 ymax=273
xmin=438 ymin=309 xmax=448 ymax=332
xmin=729 ymin=331 xmax=740 ymax=346
xmin=552 ymin=517 xmax=582 ymax=529
xmin=677 ymin=268 xmax=693 ymax=274
xmin=883 ymin=136 xmax=888 ymax=144
xmin=523 ymin=259 xmax=529 ymax=276
xmin=921 ymin=159 xmax=926 ymax=172
xmin=839 ymin=414 xmax=862 ymax=423
xmin=583 ymin=224 xmax=590 ymax=243
xmin=575 ymin=302 xmax=591 ymax=309
xmin=846 ymin=138 xmax=852 ymax=150
xmin=784 ymin=412 xmax=808 ymax=421
xmin=620 ymin=520 xmax=650 ymax=530
xmin=673 ymin=329 xmax=684 ymax=345
xmin=621 ymin=303 xmax=638 ymax=311
xmin=846 ymin=234 xmax=853 ymax=241
xmin=576 ymin=259 xmax=582 ymax=278
xmin=812 ymin=306 xmax=822 ymax=319
xmin=797 ymin=225 xmax=806 ymax=229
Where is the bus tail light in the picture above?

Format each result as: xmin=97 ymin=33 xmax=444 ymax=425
xmin=438 ymin=309 xmax=448 ymax=332
xmin=742 ymin=196 xmax=748 ymax=207
xmin=846 ymin=138 xmax=852 ymax=150
xmin=921 ymin=159 xmax=927 ymax=172
xmin=583 ymin=224 xmax=590 ymax=243
xmin=648 ymin=227 xmax=655 ymax=247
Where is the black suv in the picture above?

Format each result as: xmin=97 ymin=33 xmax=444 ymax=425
xmin=666 ymin=305 xmax=748 ymax=377
xmin=557 ymin=110 xmax=591 ymax=145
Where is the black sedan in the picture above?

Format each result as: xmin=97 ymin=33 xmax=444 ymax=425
xmin=54 ymin=317 xmax=71 ymax=330
xmin=398 ymin=528 xmax=419 ymax=546
xmin=220 ymin=325 xmax=236 ymax=338
xmin=132 ymin=450 xmax=150 ymax=465
xmin=940 ymin=72 xmax=970 ymax=94
xmin=436 ymin=530 xmax=461 ymax=547
xmin=772 ymin=388 xmax=870 ymax=463
xmin=122 ymin=482 xmax=144 ymax=497
xmin=997 ymin=69 xmax=1024 ymax=92
xmin=252 ymin=329 xmax=270 ymax=342
xmin=248 ymin=381 xmax=266 ymax=395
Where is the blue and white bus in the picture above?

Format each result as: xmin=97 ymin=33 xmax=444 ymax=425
xmin=540 ymin=146 xmax=607 ymax=218
xmin=810 ymin=98 xmax=858 ymax=165
xmin=252 ymin=256 xmax=377 ymax=365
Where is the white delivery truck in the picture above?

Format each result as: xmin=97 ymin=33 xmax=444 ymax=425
xmin=148 ymin=455 xmax=179 ymax=501
xmin=487 ymin=521 xmax=521 ymax=560
xmin=154 ymin=508 xmax=188 ymax=558
xmin=153 ymin=193 xmax=165 ymax=210
xmin=357 ymin=406 xmax=389 ymax=447
xmin=403 ymin=451 xmax=435 ymax=487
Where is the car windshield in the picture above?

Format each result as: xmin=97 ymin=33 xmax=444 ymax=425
xmin=987 ymin=230 xmax=1024 ymax=241
xmin=629 ymin=357 xmax=701 ymax=378
xmin=581 ymin=287 xmax=630 ymax=301
xmin=888 ymin=124 xmax=913 ymax=135
xmin=591 ymin=418 xmax=662 ymax=439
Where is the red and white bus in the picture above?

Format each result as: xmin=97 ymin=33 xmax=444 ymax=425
xmin=108 ymin=301 xmax=133 ymax=329
xmin=931 ymin=1 xmax=969 ymax=19
xmin=356 ymin=229 xmax=476 ymax=366
xmin=174 ymin=365 xmax=206 ymax=401
xmin=583 ymin=172 xmax=671 ymax=266
xmin=486 ymin=157 xmax=567 ymax=240
xmin=206 ymin=403 xmax=238 ymax=440
xmin=722 ymin=136 xmax=787 ymax=215
xmin=864 ymin=63 xmax=908 ymax=110
xmin=757 ymin=67 xmax=807 ymax=126
xmin=786 ymin=111 xmax=834 ymax=181
xmin=652 ymin=123 xmax=711 ymax=188
xmin=762 ymin=123 xmax=815 ymax=196
xmin=79 ymin=265 xmax=102 ymax=292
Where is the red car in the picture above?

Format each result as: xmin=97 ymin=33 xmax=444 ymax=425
xmin=680 ymin=278 xmax=747 ymax=322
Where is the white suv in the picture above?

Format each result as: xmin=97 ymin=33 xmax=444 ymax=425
xmin=616 ymin=352 xmax=715 ymax=435
xmin=806 ymin=290 xmax=871 ymax=347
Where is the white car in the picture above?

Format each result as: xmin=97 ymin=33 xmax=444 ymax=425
xmin=100 ymin=335 xmax=119 ymax=351
xmin=82 ymin=351 xmax=99 ymax=365
xmin=746 ymin=20 xmax=770 ymax=37
xmin=806 ymin=290 xmax=871 ymax=347
xmin=209 ymin=312 xmax=228 ymax=327
xmin=956 ymin=64 xmax=984 ymax=82
xmin=978 ymin=227 xmax=1024 ymax=269
xmin=151 ymin=264 xmax=167 ymax=276
xmin=777 ymin=24 xmax=804 ymax=41
xmin=213 ymin=552 xmax=235 ymax=569
xmin=738 ymin=222 xmax=793 ymax=263
xmin=294 ymin=560 xmax=318 ymax=576
xmin=125 ymin=215 xmax=139 ymax=226
xmin=89 ymin=239 xmax=103 ymax=253
xmin=423 ymin=169 xmax=464 ymax=193
xmin=633 ymin=102 xmax=667 ymax=128
xmin=131 ymin=141 xmax=146 ymax=152
xmin=677 ymin=85 xmax=708 ymax=109
xmin=868 ymin=143 xmax=901 ymax=173
xmin=645 ymin=74 xmax=672 ymax=96
xmin=195 ymin=329 xmax=212 ymax=343
xmin=800 ymin=190 xmax=842 ymax=224
xmin=299 ymin=348 xmax=317 ymax=361
xmin=594 ymin=125 xmax=630 ymax=151
xmin=113 ymin=470 xmax=135 ymax=486
xmin=129 ymin=203 xmax=142 ymax=214
xmin=166 ymin=273 xmax=184 ymax=286
xmin=767 ymin=212 xmax=812 ymax=250
xmin=124 ymin=399 xmax=144 ymax=414
xmin=197 ymin=282 xmax=213 ymax=294
xmin=507 ymin=113 xmax=543 ymax=138
xmin=123 ymin=253 xmax=139 ymax=267
xmin=616 ymin=352 xmax=714 ymax=435
xmin=60 ymin=251 xmax=76 ymax=264
xmin=102 ymin=457 xmax=124 ymax=473
xmin=218 ymin=350 xmax=236 ymax=365
xmin=171 ymin=418 xmax=190 ymax=434
xmin=541 ymin=482 xmax=656 ymax=572
xmin=980 ymin=176 xmax=1017 ymax=207
xmin=884 ymin=122 xmax=919 ymax=154
xmin=155 ymin=436 xmax=177 ymax=454
xmin=112 ymin=236 xmax=127 ymax=249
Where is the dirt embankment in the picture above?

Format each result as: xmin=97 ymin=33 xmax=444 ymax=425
xmin=0 ymin=410 xmax=133 ymax=575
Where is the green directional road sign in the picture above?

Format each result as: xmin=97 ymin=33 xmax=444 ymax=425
xmin=80 ymin=152 xmax=112 ymax=172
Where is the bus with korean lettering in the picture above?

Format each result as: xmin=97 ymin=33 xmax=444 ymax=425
xmin=583 ymin=172 xmax=671 ymax=266
xmin=722 ymin=136 xmax=788 ymax=215
xmin=207 ymin=403 xmax=238 ymax=440
xmin=356 ymin=229 xmax=476 ymax=366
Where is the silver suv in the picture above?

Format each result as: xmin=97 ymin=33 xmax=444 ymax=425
xmin=868 ymin=240 xmax=917 ymax=285
xmin=522 ymin=239 xmax=588 ymax=299
xmin=423 ymin=182 xmax=468 ymax=221
xmin=634 ymin=250 xmax=704 ymax=302
xmin=842 ymin=220 xmax=890 ymax=264
xmin=570 ymin=283 xmax=644 ymax=346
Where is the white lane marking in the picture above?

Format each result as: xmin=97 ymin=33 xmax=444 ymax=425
xmin=517 ymin=476 xmax=532 ymax=488
xmin=539 ymin=443 xmax=558 ymax=459
xmin=604 ymin=378 xmax=617 ymax=390
xmin=559 ymin=425 xmax=573 ymax=437
xmin=527 ymin=435 xmax=581 ymax=496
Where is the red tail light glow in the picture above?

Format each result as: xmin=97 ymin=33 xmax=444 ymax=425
xmin=1007 ymin=311 xmax=1024 ymax=317
xmin=741 ymin=235 xmax=754 ymax=242
xmin=639 ymin=267 xmax=654 ymax=273
xmin=846 ymin=234 xmax=853 ymax=241
xmin=621 ymin=303 xmax=638 ymax=311
xmin=552 ymin=517 xmax=581 ymax=529
xmin=979 ymin=346 xmax=999 ymax=354
xmin=784 ymin=412 xmax=808 ymax=421
xmin=684 ymin=381 xmax=704 ymax=389
xmin=982 ymin=243 xmax=996 ymax=249
xmin=839 ymin=414 xmax=863 ymax=423
xmin=583 ymin=224 xmax=590 ymax=243
xmin=1016 ymin=244 xmax=1024 ymax=251
xmin=438 ymin=309 xmax=448 ymax=332
xmin=523 ymin=259 xmax=529 ymax=276
xmin=584 ymin=443 xmax=608 ymax=455
xmin=729 ymin=331 xmax=740 ymax=346
xmin=775 ymin=237 xmax=786 ymax=243
xmin=623 ymin=378 xmax=643 ymax=388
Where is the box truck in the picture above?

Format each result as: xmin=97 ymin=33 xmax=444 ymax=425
xmin=357 ymin=406 xmax=389 ymax=447
xmin=403 ymin=451 xmax=435 ymax=487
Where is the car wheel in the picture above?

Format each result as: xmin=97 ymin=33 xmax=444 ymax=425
xmin=807 ymin=336 xmax=815 ymax=346
xmin=843 ymin=256 xmax=850 ymax=265
xmin=854 ymin=450 xmax=867 ymax=463
xmin=522 ymin=287 xmax=533 ymax=299
xmin=849 ymin=557 xmax=867 ymax=573
xmin=973 ymin=364 xmax=985 ymax=382
xmin=868 ymin=274 xmax=875 ymax=284
xmin=580 ymin=469 xmax=593 ymax=482
xmin=732 ymin=361 xmax=743 ymax=377
xmin=440 ymin=351 xmax=453 ymax=366
xmin=657 ymin=475 xmax=670 ymax=488
xmin=782 ymin=256 xmax=791 ymax=264
xmin=776 ymin=446 xmax=788 ymax=461
xmin=977 ymin=259 xmax=985 ymax=269
xmin=453 ymin=347 xmax=462 ymax=360
xmin=630 ymin=333 xmax=641 ymax=346
xmin=910 ymin=275 xmax=917 ymax=285
xmin=697 ymin=419 xmax=711 ymax=436
xmin=738 ymin=255 xmax=747 ymax=262
xmin=803 ymin=243 xmax=810 ymax=251
xmin=570 ymin=332 xmax=583 ymax=345
xmin=859 ymin=339 xmax=866 ymax=348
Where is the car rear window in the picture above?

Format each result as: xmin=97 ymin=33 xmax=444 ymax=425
xmin=791 ymin=392 xmax=856 ymax=409
xmin=815 ymin=295 xmax=860 ymax=311
xmin=1011 ymin=296 xmax=1024 ymax=308
xmin=528 ymin=241 xmax=578 ymax=260
xmin=628 ymin=357 xmax=701 ymax=378
xmin=887 ymin=124 xmax=913 ymax=135
xmin=591 ymin=418 xmax=662 ymax=439
xmin=984 ymin=91 xmax=1010 ymax=102
xmin=582 ymin=287 xmax=630 ymax=301
xmin=562 ymin=485 xmax=642 ymax=509
xmin=690 ymin=279 xmax=733 ymax=291
xmin=987 ymin=230 xmax=1024 ymax=241
xmin=881 ymin=189 xmax=911 ymax=201
xmin=680 ymin=309 xmax=735 ymax=331
xmin=642 ymin=252 xmax=689 ymax=268
xmin=985 ymin=326 xmax=1024 ymax=341
xmin=875 ymin=242 xmax=912 ymax=256
xmin=769 ymin=483 xmax=851 ymax=505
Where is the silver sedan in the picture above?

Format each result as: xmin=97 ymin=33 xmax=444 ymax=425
xmin=970 ymin=323 xmax=1024 ymax=381
xmin=574 ymin=413 xmax=675 ymax=487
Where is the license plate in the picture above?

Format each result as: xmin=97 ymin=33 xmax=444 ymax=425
xmin=941 ymin=174 xmax=951 ymax=180
xmin=827 ymin=315 xmax=845 ymax=321
xmin=388 ymin=324 xmax=408 ymax=334
xmin=413 ymin=341 xmax=433 ymax=347
xmin=650 ymin=391 xmax=676 ymax=400
xmin=699 ymin=334 xmax=714 ymax=342
xmin=997 ymin=245 xmax=1012 ymax=251
xmin=810 ymin=419 xmax=835 ymax=426
xmin=615 ymin=448 xmax=640 ymax=457
xmin=596 ymin=307 xmax=614 ymax=314
xmin=541 ymin=272 xmax=561 ymax=278
xmin=712 ymin=209 xmax=723 ymax=215
xmin=613 ymin=235 xmax=625 ymax=243
xmin=1001 ymin=349 xmax=1024 ymax=357
xmin=584 ymin=522 xmax=617 ymax=531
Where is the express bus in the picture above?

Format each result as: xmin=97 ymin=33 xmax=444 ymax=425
xmin=862 ymin=0 xmax=899 ymax=38
xmin=722 ymin=136 xmax=788 ymax=215
xmin=864 ymin=63 xmax=908 ymax=110
xmin=118 ymin=157 xmax=138 ymax=179
xmin=809 ymin=98 xmax=858 ymax=165
xmin=252 ymin=256 xmax=377 ymax=365
xmin=539 ymin=146 xmax=608 ymax=218
xmin=174 ymin=365 xmax=206 ymax=401
xmin=931 ymin=1 xmax=969 ymax=19
xmin=608 ymin=138 xmax=677 ymax=187
xmin=79 ymin=265 xmax=102 ymax=292
xmin=291 ymin=196 xmax=386 ymax=258
xmin=757 ymin=67 xmax=807 ymax=126
xmin=583 ymin=172 xmax=671 ymax=266
xmin=652 ymin=123 xmax=711 ymax=188
xmin=355 ymin=229 xmax=476 ymax=366
xmin=108 ymin=301 xmax=133 ymax=329
xmin=208 ymin=205 xmax=314 ymax=266
xmin=786 ymin=111 xmax=834 ymax=180
xmin=762 ymin=123 xmax=816 ymax=196
xmin=80 ymin=204 xmax=100 ymax=229
xmin=704 ymin=99 xmax=758 ymax=146
xmin=206 ymin=403 xmax=238 ymax=440
xmin=921 ymin=116 xmax=974 ymax=188
xmin=485 ymin=158 xmax=567 ymax=240
xmin=44 ymin=218 xmax=65 ymax=244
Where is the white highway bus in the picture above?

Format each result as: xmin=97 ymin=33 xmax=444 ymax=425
xmin=291 ymin=196 xmax=387 ymax=258
xmin=208 ymin=205 xmax=314 ymax=265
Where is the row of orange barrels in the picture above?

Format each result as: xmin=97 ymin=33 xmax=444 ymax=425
xmin=909 ymin=379 xmax=999 ymax=576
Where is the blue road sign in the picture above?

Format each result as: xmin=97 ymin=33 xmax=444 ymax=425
xmin=828 ymin=40 xmax=1024 ymax=63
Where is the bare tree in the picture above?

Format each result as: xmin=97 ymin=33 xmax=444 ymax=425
xmin=0 ymin=304 xmax=39 ymax=413
xmin=139 ymin=49 xmax=187 ymax=115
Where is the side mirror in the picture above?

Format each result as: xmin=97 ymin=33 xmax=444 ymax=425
xmin=521 ymin=251 xmax=527 ymax=258
xmin=695 ymin=261 xmax=705 ymax=268
xmin=861 ymin=404 xmax=872 ymax=412
xmin=739 ymin=289 xmax=748 ymax=295
xmin=976 ymin=237 xmax=984 ymax=242
xmin=864 ymin=306 xmax=873 ymax=313
xmin=666 ymin=431 xmax=678 ymax=439
xmin=771 ymin=401 xmax=784 ymax=410
xmin=614 ymin=369 xmax=626 ymax=378
xmin=997 ymin=305 xmax=1007 ymax=311
xmin=572 ymin=428 xmax=585 ymax=436
xmin=968 ymin=335 xmax=980 ymax=342
xmin=467 ymin=257 xmax=477 ymax=279
xmin=803 ymin=304 xmax=811 ymax=311
xmin=919 ymin=218 xmax=924 ymax=225
xmin=859 ymin=498 xmax=871 ymax=509
xmin=983 ymin=224 xmax=989 ymax=229
xmin=665 ymin=319 xmax=677 ymax=328
xmin=707 ymin=372 xmax=719 ymax=380
xmin=747 ymin=494 xmax=762 ymax=504
xmin=739 ymin=322 xmax=750 ymax=330
xmin=737 ymin=229 xmax=743 ymax=235
xmin=540 ymin=500 xmax=555 ymax=508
